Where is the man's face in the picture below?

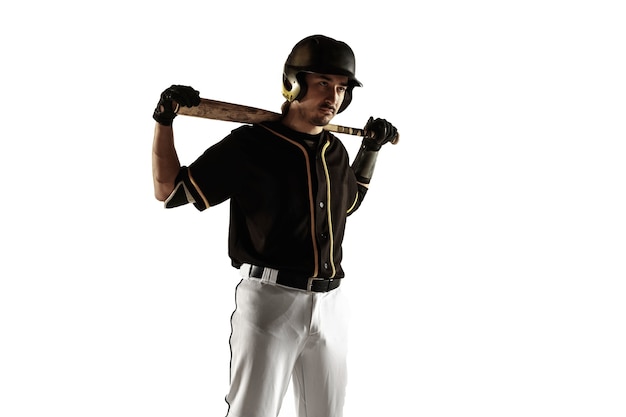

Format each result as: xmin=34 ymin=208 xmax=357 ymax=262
xmin=295 ymin=73 xmax=349 ymax=127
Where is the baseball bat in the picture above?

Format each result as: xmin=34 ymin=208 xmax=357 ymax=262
xmin=176 ymin=98 xmax=399 ymax=144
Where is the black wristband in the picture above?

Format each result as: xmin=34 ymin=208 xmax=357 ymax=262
xmin=153 ymin=104 xmax=176 ymax=126
xmin=361 ymin=138 xmax=382 ymax=151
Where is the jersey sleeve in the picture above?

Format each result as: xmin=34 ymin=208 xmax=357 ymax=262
xmin=164 ymin=166 xmax=210 ymax=210
xmin=346 ymin=183 xmax=367 ymax=216
xmin=164 ymin=126 xmax=250 ymax=211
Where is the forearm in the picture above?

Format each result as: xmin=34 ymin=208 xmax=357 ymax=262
xmin=152 ymin=123 xmax=181 ymax=201
xmin=351 ymin=143 xmax=379 ymax=186
xmin=347 ymin=143 xmax=379 ymax=215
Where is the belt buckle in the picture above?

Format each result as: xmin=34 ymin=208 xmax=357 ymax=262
xmin=307 ymin=277 xmax=320 ymax=292
xmin=307 ymin=277 xmax=332 ymax=292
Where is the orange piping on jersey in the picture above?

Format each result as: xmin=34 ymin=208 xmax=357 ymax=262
xmin=188 ymin=169 xmax=211 ymax=209
xmin=320 ymin=139 xmax=337 ymax=278
xmin=258 ymin=124 xmax=319 ymax=278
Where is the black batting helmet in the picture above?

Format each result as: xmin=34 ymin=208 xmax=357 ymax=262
xmin=282 ymin=34 xmax=362 ymax=114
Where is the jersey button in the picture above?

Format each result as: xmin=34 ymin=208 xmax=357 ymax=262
xmin=323 ymin=262 xmax=330 ymax=270
xmin=319 ymin=201 xmax=325 ymax=209
xmin=320 ymin=232 xmax=328 ymax=240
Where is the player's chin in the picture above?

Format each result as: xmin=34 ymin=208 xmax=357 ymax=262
xmin=314 ymin=111 xmax=335 ymax=125
xmin=312 ymin=116 xmax=333 ymax=127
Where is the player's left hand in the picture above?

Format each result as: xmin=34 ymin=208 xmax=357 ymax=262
xmin=362 ymin=117 xmax=399 ymax=150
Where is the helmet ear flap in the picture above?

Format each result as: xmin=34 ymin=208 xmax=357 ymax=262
xmin=294 ymin=73 xmax=308 ymax=101
xmin=282 ymin=71 xmax=307 ymax=102
xmin=282 ymin=72 xmax=298 ymax=102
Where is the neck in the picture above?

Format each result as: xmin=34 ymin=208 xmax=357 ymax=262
xmin=281 ymin=107 xmax=324 ymax=135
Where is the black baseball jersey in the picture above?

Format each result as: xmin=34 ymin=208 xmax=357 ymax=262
xmin=165 ymin=121 xmax=367 ymax=279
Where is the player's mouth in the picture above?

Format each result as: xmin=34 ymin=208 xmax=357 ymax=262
xmin=320 ymin=105 xmax=336 ymax=116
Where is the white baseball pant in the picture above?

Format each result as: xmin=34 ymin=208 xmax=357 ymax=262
xmin=225 ymin=270 xmax=350 ymax=417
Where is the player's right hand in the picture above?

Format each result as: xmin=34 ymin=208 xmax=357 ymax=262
xmin=153 ymin=85 xmax=201 ymax=126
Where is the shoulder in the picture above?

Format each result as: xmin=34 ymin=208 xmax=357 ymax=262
xmin=213 ymin=124 xmax=271 ymax=152
xmin=228 ymin=124 xmax=259 ymax=139
xmin=226 ymin=123 xmax=283 ymax=142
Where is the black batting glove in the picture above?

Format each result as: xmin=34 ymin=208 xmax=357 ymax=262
xmin=362 ymin=117 xmax=398 ymax=151
xmin=153 ymin=85 xmax=201 ymax=126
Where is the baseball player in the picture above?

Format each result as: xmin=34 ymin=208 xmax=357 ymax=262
xmin=151 ymin=34 xmax=398 ymax=417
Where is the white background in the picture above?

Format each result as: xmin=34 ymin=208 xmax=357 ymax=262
xmin=1 ymin=1 xmax=625 ymax=416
